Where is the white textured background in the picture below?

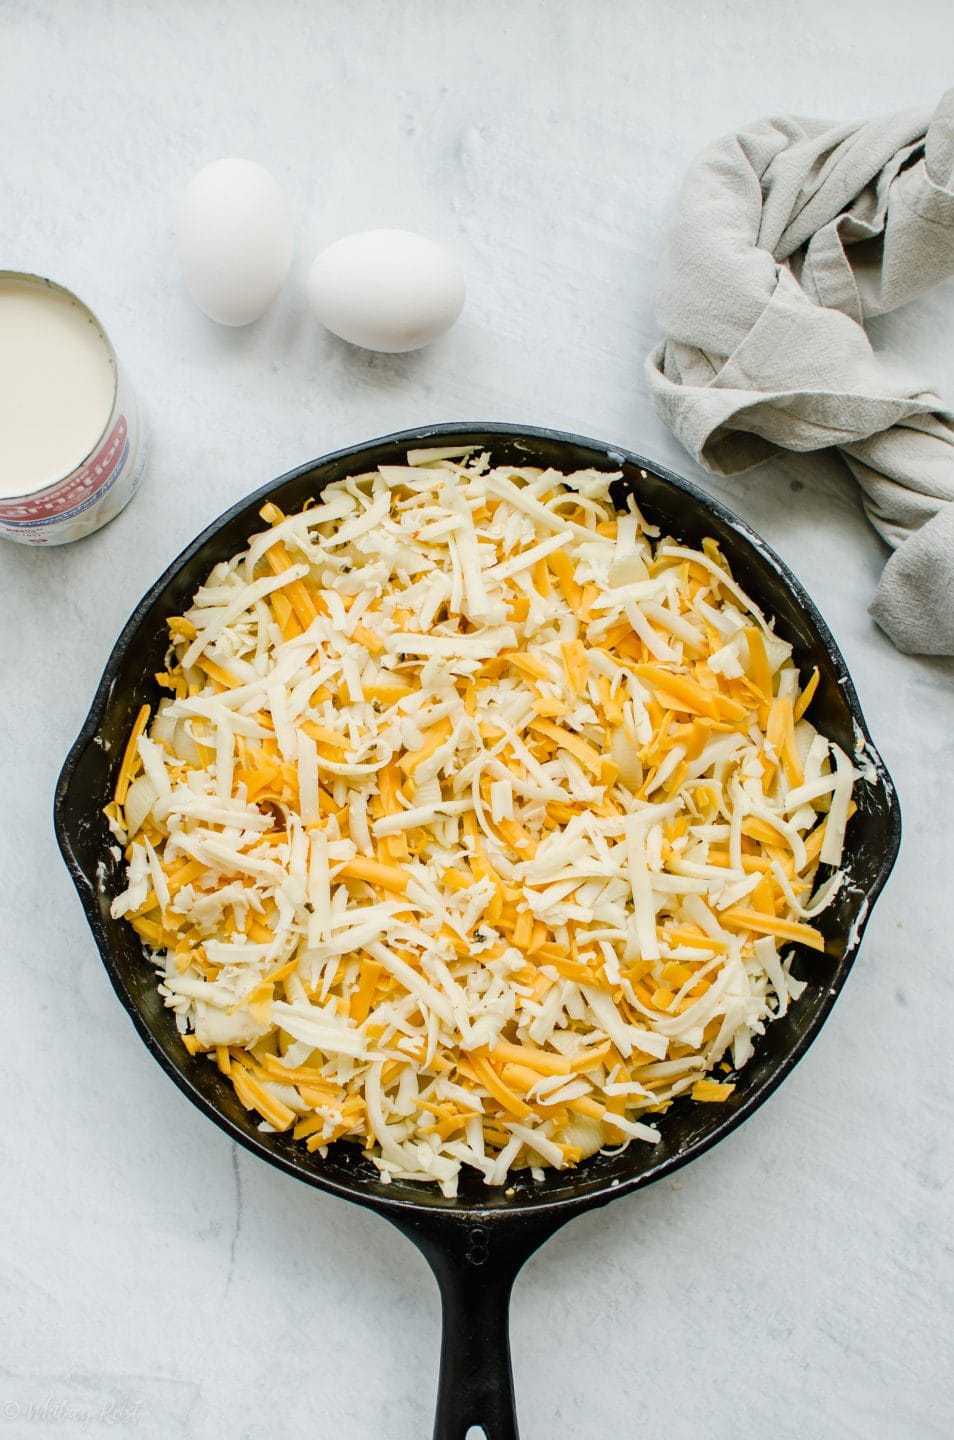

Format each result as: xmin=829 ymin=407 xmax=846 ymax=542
xmin=1 ymin=3 xmax=953 ymax=1438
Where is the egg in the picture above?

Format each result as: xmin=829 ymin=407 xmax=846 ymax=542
xmin=306 ymin=229 xmax=465 ymax=353
xmin=176 ymin=158 xmax=293 ymax=326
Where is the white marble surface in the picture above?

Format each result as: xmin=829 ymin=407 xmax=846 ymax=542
xmin=1 ymin=3 xmax=953 ymax=1437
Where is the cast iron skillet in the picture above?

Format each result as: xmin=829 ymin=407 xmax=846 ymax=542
xmin=55 ymin=423 xmax=900 ymax=1439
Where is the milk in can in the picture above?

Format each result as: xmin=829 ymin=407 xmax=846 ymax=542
xmin=0 ymin=272 xmax=146 ymax=544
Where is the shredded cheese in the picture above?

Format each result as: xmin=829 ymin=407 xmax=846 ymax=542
xmin=109 ymin=452 xmax=861 ymax=1197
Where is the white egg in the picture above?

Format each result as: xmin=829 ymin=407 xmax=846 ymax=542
xmin=306 ymin=229 xmax=465 ymax=353
xmin=176 ymin=158 xmax=293 ymax=326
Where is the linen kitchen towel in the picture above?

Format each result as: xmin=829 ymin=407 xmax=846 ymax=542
xmin=647 ymin=89 xmax=954 ymax=655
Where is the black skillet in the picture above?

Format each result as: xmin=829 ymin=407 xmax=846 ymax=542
xmin=55 ymin=423 xmax=901 ymax=1439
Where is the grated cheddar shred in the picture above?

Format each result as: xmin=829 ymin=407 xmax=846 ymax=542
xmin=108 ymin=451 xmax=861 ymax=1196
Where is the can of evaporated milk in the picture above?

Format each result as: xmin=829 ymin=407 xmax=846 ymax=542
xmin=0 ymin=271 xmax=147 ymax=545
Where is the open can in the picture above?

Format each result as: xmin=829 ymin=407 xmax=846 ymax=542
xmin=0 ymin=272 xmax=147 ymax=545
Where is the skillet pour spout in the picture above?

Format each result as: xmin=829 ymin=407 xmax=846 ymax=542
xmin=54 ymin=423 xmax=901 ymax=1440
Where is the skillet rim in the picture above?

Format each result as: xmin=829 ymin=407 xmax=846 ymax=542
xmin=53 ymin=420 xmax=902 ymax=1228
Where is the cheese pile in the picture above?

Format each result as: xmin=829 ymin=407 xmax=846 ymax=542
xmin=107 ymin=448 xmax=859 ymax=1197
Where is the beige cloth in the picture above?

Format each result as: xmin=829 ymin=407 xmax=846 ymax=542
xmin=647 ymin=90 xmax=954 ymax=656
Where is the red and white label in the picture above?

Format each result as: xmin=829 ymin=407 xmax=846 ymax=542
xmin=0 ymin=416 xmax=128 ymax=525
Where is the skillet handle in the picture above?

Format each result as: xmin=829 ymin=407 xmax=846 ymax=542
xmin=435 ymin=1241 xmax=518 ymax=1440
xmin=388 ymin=1212 xmax=567 ymax=1440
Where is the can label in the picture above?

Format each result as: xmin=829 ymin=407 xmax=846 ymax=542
xmin=1 ymin=415 xmax=128 ymax=525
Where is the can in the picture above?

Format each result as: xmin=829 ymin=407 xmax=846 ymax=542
xmin=0 ymin=272 xmax=147 ymax=545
